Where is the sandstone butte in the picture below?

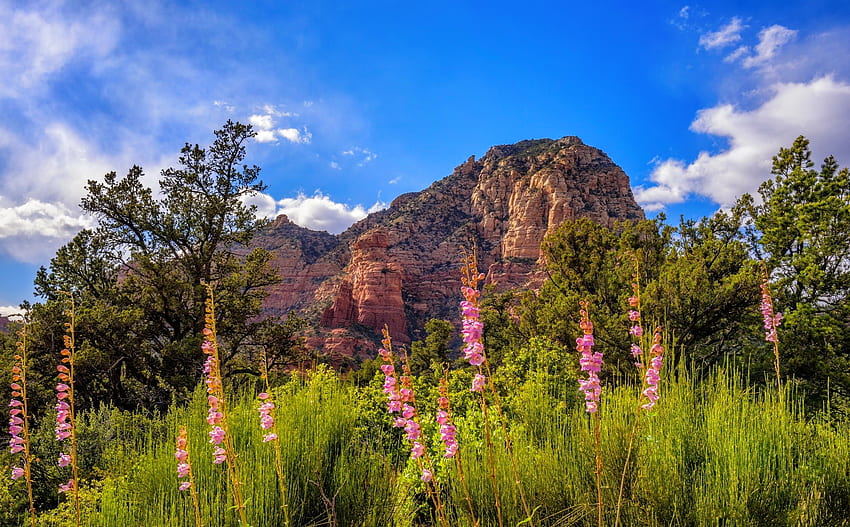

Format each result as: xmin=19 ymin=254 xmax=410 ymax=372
xmin=250 ymin=136 xmax=645 ymax=362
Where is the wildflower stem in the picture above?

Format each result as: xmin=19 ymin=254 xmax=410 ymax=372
xmin=439 ymin=367 xmax=478 ymax=527
xmin=13 ymin=320 xmax=37 ymax=527
xmin=614 ymin=409 xmax=642 ymax=527
xmin=203 ymin=285 xmax=248 ymax=526
xmin=477 ymin=384 xmax=503 ymax=527
xmin=60 ymin=292 xmax=81 ymax=527
xmin=261 ymin=349 xmax=291 ymax=527
xmin=483 ymin=359 xmax=534 ymax=526
xmin=593 ymin=410 xmax=603 ymax=527
xmin=461 ymin=250 xmax=506 ymax=527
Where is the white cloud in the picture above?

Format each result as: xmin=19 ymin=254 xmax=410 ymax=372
xmin=388 ymin=176 xmax=401 ymax=184
xmin=636 ymin=76 xmax=850 ymax=209
xmin=741 ymin=25 xmax=797 ymax=68
xmin=679 ymin=6 xmax=690 ymax=20
xmin=0 ymin=307 xmax=24 ymax=318
xmin=249 ymin=114 xmax=275 ymax=130
xmin=251 ymin=191 xmax=387 ymax=234
xmin=699 ymin=17 xmax=746 ymax=50
xmin=278 ymin=128 xmax=311 ymax=144
xmin=0 ymin=199 xmax=95 ymax=262
xmin=248 ymin=111 xmax=311 ymax=144
xmin=329 ymin=161 xmax=341 ymax=170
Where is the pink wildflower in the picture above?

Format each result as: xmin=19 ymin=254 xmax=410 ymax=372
xmin=257 ymin=395 xmax=276 ymax=432
xmin=641 ymin=329 xmax=664 ymax=411
xmin=421 ymin=468 xmax=433 ymax=482
xmin=208 ymin=426 xmax=225 ymax=445
xmin=411 ymin=441 xmax=425 ymax=459
xmin=58 ymin=479 xmax=75 ymax=494
xmin=461 ymin=267 xmax=489 ymax=389
xmin=177 ymin=462 xmax=190 ymax=478
xmin=404 ymin=419 xmax=421 ymax=442
xmin=263 ymin=433 xmax=278 ymax=442
xmin=760 ymin=276 xmax=782 ymax=343
xmin=58 ymin=452 xmax=71 ymax=467
xmin=436 ymin=380 xmax=459 ymax=458
xmin=213 ymin=447 xmax=227 ymax=464
xmin=577 ymin=302 xmax=603 ymax=413
xmin=175 ymin=427 xmax=194 ymax=491
xmin=471 ymin=373 xmax=486 ymax=393
xmin=11 ymin=467 xmax=24 ymax=480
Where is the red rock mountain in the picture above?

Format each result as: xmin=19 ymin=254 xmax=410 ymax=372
xmin=252 ymin=137 xmax=644 ymax=360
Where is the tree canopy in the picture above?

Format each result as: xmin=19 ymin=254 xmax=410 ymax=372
xmin=29 ymin=121 xmax=298 ymax=410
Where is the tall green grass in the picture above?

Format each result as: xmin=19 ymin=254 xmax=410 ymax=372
xmin=5 ymin=363 xmax=849 ymax=526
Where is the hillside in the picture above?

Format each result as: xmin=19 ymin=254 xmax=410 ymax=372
xmin=253 ymin=136 xmax=644 ymax=359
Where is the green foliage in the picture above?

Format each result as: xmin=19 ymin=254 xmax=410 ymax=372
xmin=408 ymin=319 xmax=453 ymax=381
xmin=741 ymin=136 xmax=850 ymax=404
xmin=28 ymin=121 xmax=296 ymax=410
xmin=520 ymin=215 xmax=758 ymax=379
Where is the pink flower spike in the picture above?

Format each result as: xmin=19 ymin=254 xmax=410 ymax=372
xmin=177 ymin=462 xmax=190 ymax=478
xmin=11 ymin=467 xmax=24 ymax=480
xmin=471 ymin=373 xmax=486 ymax=392
xmin=258 ymin=392 xmax=271 ymax=400
xmin=58 ymin=479 xmax=75 ymax=493
xmin=58 ymin=453 xmax=71 ymax=467
xmin=213 ymin=447 xmax=227 ymax=464
xmin=208 ymin=426 xmax=225 ymax=445
xmin=179 ymin=481 xmax=191 ymax=491
xmin=262 ymin=433 xmax=278 ymax=442
xmin=421 ymin=468 xmax=433 ymax=482
xmin=411 ymin=441 xmax=425 ymax=459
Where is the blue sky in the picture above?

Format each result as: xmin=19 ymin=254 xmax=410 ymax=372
xmin=2 ymin=0 xmax=850 ymax=314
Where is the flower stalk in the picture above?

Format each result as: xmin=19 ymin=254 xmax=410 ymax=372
xmin=760 ymin=268 xmax=783 ymax=391
xmin=577 ymin=300 xmax=603 ymax=527
xmin=56 ymin=293 xmax=81 ymax=527
xmin=176 ymin=426 xmax=203 ymax=527
xmin=461 ymin=250 xmax=534 ymax=527
xmin=258 ymin=348 xmax=291 ymax=527
xmin=615 ymin=265 xmax=665 ymax=527
xmin=378 ymin=327 xmax=447 ymax=527
xmin=202 ymin=284 xmax=248 ymax=526
xmin=437 ymin=369 xmax=478 ymax=527
xmin=9 ymin=318 xmax=37 ymax=527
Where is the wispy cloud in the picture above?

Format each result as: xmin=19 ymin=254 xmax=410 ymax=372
xmin=636 ymin=76 xmax=850 ymax=210
xmin=740 ymin=25 xmax=798 ymax=68
xmin=244 ymin=191 xmax=386 ymax=234
xmin=342 ymin=146 xmax=377 ymax=166
xmin=699 ymin=17 xmax=746 ymax=50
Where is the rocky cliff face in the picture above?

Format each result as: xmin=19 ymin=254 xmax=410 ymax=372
xmin=255 ymin=137 xmax=644 ymax=357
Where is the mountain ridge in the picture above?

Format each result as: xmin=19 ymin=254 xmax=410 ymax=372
xmin=253 ymin=136 xmax=644 ymax=360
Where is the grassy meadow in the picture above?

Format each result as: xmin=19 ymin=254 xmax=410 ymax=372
xmin=3 ymin=356 xmax=849 ymax=527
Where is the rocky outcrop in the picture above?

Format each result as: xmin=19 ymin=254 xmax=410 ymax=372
xmin=254 ymin=137 xmax=644 ymax=358
xmin=320 ymin=228 xmax=408 ymax=341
